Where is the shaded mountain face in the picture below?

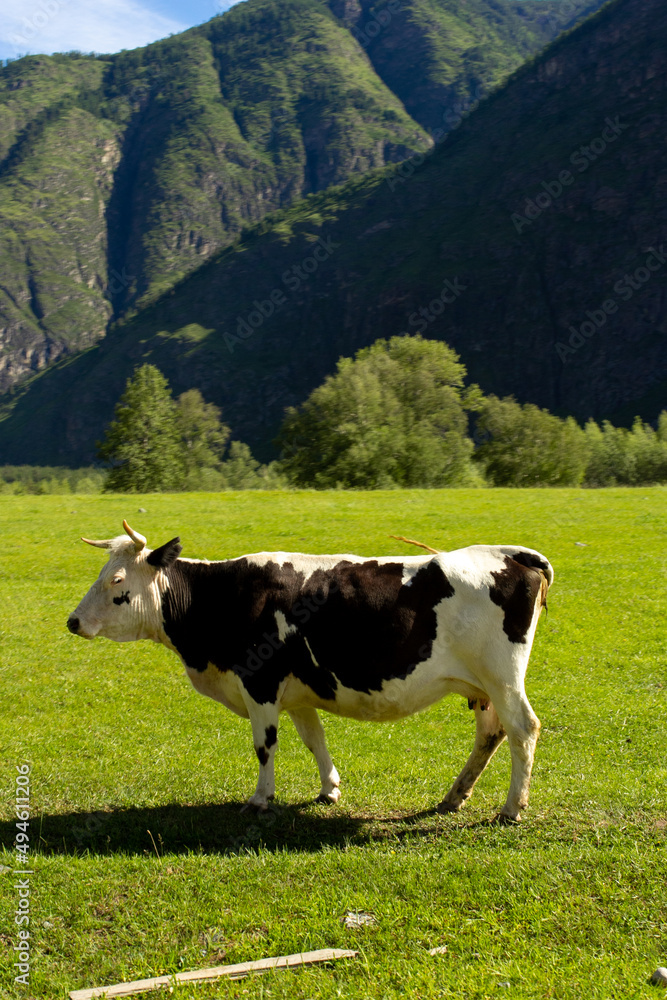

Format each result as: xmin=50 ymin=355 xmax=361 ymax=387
xmin=327 ymin=0 xmax=609 ymax=134
xmin=0 ymin=0 xmax=604 ymax=396
xmin=1 ymin=0 xmax=663 ymax=468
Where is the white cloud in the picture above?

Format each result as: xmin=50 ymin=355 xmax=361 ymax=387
xmin=1 ymin=0 xmax=189 ymax=59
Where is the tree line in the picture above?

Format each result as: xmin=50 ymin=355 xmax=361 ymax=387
xmin=3 ymin=337 xmax=666 ymax=492
xmin=277 ymin=336 xmax=667 ymax=489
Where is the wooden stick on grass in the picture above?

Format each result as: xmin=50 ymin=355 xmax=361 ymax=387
xmin=69 ymin=948 xmax=359 ymax=1000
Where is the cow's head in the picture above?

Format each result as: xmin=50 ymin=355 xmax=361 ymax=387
xmin=67 ymin=520 xmax=181 ymax=642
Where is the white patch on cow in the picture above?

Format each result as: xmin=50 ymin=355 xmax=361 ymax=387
xmin=185 ymin=663 xmax=249 ymax=719
xmin=275 ymin=610 xmax=297 ymax=643
xmin=303 ymin=636 xmax=319 ymax=667
xmin=400 ymin=560 xmax=428 ymax=587
xmin=244 ymin=551 xmax=434 ymax=582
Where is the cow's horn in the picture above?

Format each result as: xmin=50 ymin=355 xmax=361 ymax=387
xmin=81 ymin=536 xmax=113 ymax=549
xmin=123 ymin=520 xmax=147 ymax=552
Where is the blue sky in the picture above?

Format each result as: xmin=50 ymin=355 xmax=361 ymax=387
xmin=0 ymin=0 xmax=243 ymax=62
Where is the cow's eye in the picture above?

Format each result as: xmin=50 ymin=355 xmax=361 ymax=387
xmin=112 ymin=576 xmax=124 ymax=586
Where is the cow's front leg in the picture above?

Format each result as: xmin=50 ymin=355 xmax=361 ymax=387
xmin=241 ymin=697 xmax=281 ymax=812
xmin=438 ymin=700 xmax=505 ymax=814
xmin=288 ymin=707 xmax=341 ymax=803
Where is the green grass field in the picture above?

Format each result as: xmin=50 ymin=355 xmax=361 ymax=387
xmin=1 ymin=490 xmax=666 ymax=999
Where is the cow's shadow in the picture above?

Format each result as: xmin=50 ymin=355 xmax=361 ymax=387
xmin=3 ymin=800 xmax=462 ymax=857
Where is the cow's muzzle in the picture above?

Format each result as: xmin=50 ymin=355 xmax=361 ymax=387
xmin=67 ymin=615 xmax=80 ymax=634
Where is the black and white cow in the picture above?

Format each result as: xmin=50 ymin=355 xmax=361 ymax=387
xmin=68 ymin=520 xmax=553 ymax=822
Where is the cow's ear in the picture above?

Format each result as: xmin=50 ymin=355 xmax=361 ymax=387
xmin=146 ymin=537 xmax=182 ymax=569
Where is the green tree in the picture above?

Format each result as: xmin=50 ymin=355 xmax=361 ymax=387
xmin=277 ymin=335 xmax=477 ymax=488
xmin=583 ymin=414 xmax=667 ymax=485
xmin=658 ymin=411 xmax=667 ymax=443
xmin=98 ymin=365 xmax=185 ymax=492
xmin=474 ymin=395 xmax=588 ymax=486
xmin=627 ymin=414 xmax=667 ymax=483
xmin=177 ymin=389 xmax=230 ymax=489
xmin=219 ymin=441 xmax=288 ymax=490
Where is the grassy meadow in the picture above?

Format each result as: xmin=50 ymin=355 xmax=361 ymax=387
xmin=1 ymin=489 xmax=666 ymax=999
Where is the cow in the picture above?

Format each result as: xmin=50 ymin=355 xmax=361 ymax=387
xmin=67 ymin=520 xmax=553 ymax=823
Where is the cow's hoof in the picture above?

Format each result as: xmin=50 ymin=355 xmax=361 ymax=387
xmin=493 ymin=811 xmax=521 ymax=825
xmin=240 ymin=796 xmax=273 ymax=814
xmin=436 ymin=799 xmax=461 ymax=815
xmin=315 ymin=787 xmax=341 ymax=805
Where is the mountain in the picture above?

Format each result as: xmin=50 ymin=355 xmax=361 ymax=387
xmin=329 ymin=0 xmax=607 ymax=133
xmin=0 ymin=0 xmax=605 ymax=396
xmin=2 ymin=0 xmax=663 ymax=467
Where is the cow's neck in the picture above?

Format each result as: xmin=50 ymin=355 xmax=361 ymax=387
xmin=156 ymin=558 xmax=237 ymax=670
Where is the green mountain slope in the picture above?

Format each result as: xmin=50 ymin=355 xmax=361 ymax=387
xmin=0 ymin=1 xmax=426 ymax=393
xmin=329 ymin=0 xmax=608 ymax=133
xmin=0 ymin=57 xmax=117 ymax=389
xmin=0 ymin=0 xmax=604 ymax=396
xmin=2 ymin=0 xmax=663 ymax=466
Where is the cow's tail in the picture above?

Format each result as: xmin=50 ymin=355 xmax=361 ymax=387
xmin=538 ymin=571 xmax=549 ymax=611
xmin=390 ymin=534 xmax=440 ymax=555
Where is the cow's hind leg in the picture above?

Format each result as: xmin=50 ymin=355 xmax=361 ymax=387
xmin=491 ymin=690 xmax=540 ymax=823
xmin=437 ymin=701 xmax=505 ymax=815
xmin=288 ymin=707 xmax=341 ymax=804
xmin=241 ymin=698 xmax=281 ymax=812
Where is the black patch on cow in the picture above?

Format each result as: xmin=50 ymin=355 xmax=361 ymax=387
xmin=292 ymin=559 xmax=454 ymax=697
xmin=159 ymin=554 xmax=455 ymax=706
xmin=489 ymin=556 xmax=542 ymax=644
xmin=264 ymin=725 xmax=277 ymax=749
xmin=147 ymin=537 xmax=182 ymax=569
xmin=480 ymin=731 xmax=504 ymax=754
xmin=508 ymin=550 xmax=550 ymax=578
xmin=113 ymin=590 xmax=130 ymax=606
xmin=256 ymin=746 xmax=269 ymax=766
